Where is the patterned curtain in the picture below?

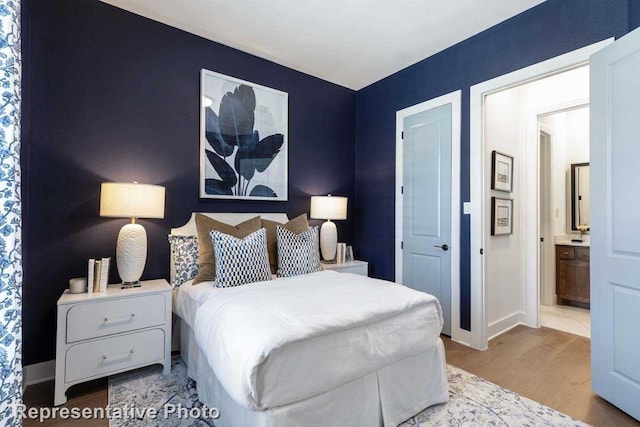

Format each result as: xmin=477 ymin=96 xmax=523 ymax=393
xmin=0 ymin=0 xmax=21 ymax=425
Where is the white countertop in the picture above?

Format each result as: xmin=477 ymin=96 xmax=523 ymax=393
xmin=555 ymin=235 xmax=590 ymax=247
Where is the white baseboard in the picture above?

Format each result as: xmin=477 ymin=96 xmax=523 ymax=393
xmin=23 ymin=359 xmax=55 ymax=390
xmin=487 ymin=312 xmax=526 ymax=341
xmin=450 ymin=328 xmax=473 ymax=348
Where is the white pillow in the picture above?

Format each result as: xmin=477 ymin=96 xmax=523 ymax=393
xmin=210 ymin=228 xmax=272 ymax=288
xmin=167 ymin=235 xmax=199 ymax=288
xmin=276 ymin=226 xmax=321 ymax=277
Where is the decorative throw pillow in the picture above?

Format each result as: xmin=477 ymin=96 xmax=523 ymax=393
xmin=262 ymin=214 xmax=310 ymax=274
xmin=193 ymin=214 xmax=262 ymax=284
xmin=210 ymin=228 xmax=272 ymax=288
xmin=276 ymin=226 xmax=322 ymax=277
xmin=168 ymin=235 xmax=199 ymax=288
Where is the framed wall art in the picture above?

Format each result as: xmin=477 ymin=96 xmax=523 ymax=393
xmin=491 ymin=197 xmax=513 ymax=236
xmin=491 ymin=151 xmax=513 ymax=192
xmin=200 ymin=69 xmax=288 ymax=200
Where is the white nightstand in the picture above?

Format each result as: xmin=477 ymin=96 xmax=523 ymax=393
xmin=54 ymin=279 xmax=172 ymax=406
xmin=321 ymin=260 xmax=368 ymax=276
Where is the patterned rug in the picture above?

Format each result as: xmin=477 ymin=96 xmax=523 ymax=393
xmin=108 ymin=356 xmax=589 ymax=427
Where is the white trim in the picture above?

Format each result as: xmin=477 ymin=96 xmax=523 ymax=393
xmin=487 ymin=312 xmax=527 ymax=341
xmin=538 ymin=123 xmax=554 ymax=310
xmin=469 ymin=38 xmax=613 ymax=350
xmin=395 ymin=90 xmax=466 ymax=344
xmin=23 ymin=359 xmax=55 ymax=390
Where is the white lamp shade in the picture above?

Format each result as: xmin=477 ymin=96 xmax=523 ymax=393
xmin=100 ymin=182 xmax=165 ymax=219
xmin=310 ymin=195 xmax=347 ymax=220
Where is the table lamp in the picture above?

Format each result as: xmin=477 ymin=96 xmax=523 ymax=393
xmin=100 ymin=182 xmax=165 ymax=288
xmin=310 ymin=195 xmax=347 ymax=263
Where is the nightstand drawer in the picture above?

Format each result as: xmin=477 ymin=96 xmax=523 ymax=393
xmin=66 ymin=294 xmax=166 ymax=343
xmin=321 ymin=260 xmax=368 ymax=276
xmin=335 ymin=265 xmax=367 ymax=276
xmin=65 ymin=329 xmax=165 ymax=382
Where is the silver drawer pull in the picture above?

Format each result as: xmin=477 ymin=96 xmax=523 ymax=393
xmin=103 ymin=313 xmax=136 ymax=323
xmin=102 ymin=349 xmax=134 ymax=361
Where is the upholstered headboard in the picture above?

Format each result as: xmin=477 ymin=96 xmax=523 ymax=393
xmin=169 ymin=212 xmax=289 ymax=283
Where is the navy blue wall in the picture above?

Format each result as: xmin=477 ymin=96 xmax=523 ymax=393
xmin=22 ymin=0 xmax=356 ymax=365
xmin=631 ymin=0 xmax=640 ymax=30
xmin=354 ymin=0 xmax=635 ymax=330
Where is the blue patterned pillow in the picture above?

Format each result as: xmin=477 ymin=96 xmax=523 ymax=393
xmin=168 ymin=235 xmax=199 ymax=288
xmin=276 ymin=226 xmax=321 ymax=277
xmin=210 ymin=228 xmax=272 ymax=288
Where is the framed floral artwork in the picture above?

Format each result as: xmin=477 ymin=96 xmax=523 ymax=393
xmin=200 ymin=69 xmax=288 ymax=200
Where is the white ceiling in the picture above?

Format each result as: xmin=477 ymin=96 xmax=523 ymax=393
xmin=101 ymin=0 xmax=546 ymax=90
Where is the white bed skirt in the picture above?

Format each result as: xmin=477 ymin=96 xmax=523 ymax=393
xmin=180 ymin=320 xmax=448 ymax=427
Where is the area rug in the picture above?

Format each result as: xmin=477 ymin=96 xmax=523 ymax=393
xmin=108 ymin=356 xmax=589 ymax=427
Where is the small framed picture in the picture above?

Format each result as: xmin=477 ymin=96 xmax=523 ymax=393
xmin=491 ymin=197 xmax=513 ymax=236
xmin=491 ymin=151 xmax=513 ymax=192
xmin=345 ymin=246 xmax=354 ymax=262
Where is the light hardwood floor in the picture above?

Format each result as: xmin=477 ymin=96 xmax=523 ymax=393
xmin=444 ymin=325 xmax=639 ymax=427
xmin=23 ymin=326 xmax=639 ymax=426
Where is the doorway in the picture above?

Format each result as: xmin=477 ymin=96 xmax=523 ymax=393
xmin=469 ymin=38 xmax=613 ymax=350
xmin=538 ymin=106 xmax=591 ymax=338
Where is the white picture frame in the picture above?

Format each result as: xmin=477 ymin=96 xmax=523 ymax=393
xmin=200 ymin=69 xmax=288 ymax=201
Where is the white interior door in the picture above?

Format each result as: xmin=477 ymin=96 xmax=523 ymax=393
xmin=403 ymin=104 xmax=452 ymax=335
xmin=590 ymin=27 xmax=640 ymax=421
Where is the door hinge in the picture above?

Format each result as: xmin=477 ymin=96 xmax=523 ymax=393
xmin=401 ymin=186 xmax=404 ymax=194
xmin=480 ymin=248 xmax=484 ymax=255
xmin=401 ymin=131 xmax=404 ymax=139
xmin=401 ymin=241 xmax=404 ymax=250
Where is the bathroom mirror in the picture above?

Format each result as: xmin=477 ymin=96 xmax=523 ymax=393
xmin=571 ymin=162 xmax=589 ymax=231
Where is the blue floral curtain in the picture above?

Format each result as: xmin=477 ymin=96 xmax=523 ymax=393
xmin=0 ymin=0 xmax=21 ymax=425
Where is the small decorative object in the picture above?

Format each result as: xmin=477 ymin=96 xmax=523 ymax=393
xmin=310 ymin=195 xmax=348 ymax=263
xmin=577 ymin=224 xmax=589 ymax=238
xmin=491 ymin=151 xmax=513 ymax=192
xmin=68 ymin=278 xmax=87 ymax=294
xmin=100 ymin=182 xmax=165 ymax=288
xmin=345 ymin=245 xmax=354 ymax=262
xmin=336 ymin=243 xmax=346 ymax=263
xmin=200 ymin=69 xmax=288 ymax=201
xmin=491 ymin=197 xmax=513 ymax=236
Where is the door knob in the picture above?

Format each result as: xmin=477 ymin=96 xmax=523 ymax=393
xmin=434 ymin=244 xmax=449 ymax=251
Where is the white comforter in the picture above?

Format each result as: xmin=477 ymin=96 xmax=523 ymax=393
xmin=193 ymin=270 xmax=443 ymax=410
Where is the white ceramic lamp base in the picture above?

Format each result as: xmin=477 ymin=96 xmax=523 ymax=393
xmin=116 ymin=223 xmax=147 ymax=288
xmin=320 ymin=220 xmax=338 ymax=262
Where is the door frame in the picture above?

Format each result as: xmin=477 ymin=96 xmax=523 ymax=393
xmin=469 ymin=39 xmax=613 ymax=350
xmin=534 ymin=103 xmax=589 ymax=323
xmin=538 ymin=123 xmax=554 ymax=308
xmin=395 ymin=90 xmax=466 ymax=344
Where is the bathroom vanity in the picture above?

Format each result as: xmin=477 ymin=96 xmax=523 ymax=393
xmin=555 ymin=242 xmax=590 ymax=307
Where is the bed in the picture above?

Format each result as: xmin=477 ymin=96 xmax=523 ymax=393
xmin=171 ymin=213 xmax=448 ymax=427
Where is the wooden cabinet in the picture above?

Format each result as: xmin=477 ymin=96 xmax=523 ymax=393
xmin=555 ymin=245 xmax=590 ymax=306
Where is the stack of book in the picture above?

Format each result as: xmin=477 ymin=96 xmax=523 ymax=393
xmin=87 ymin=257 xmax=110 ymax=294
